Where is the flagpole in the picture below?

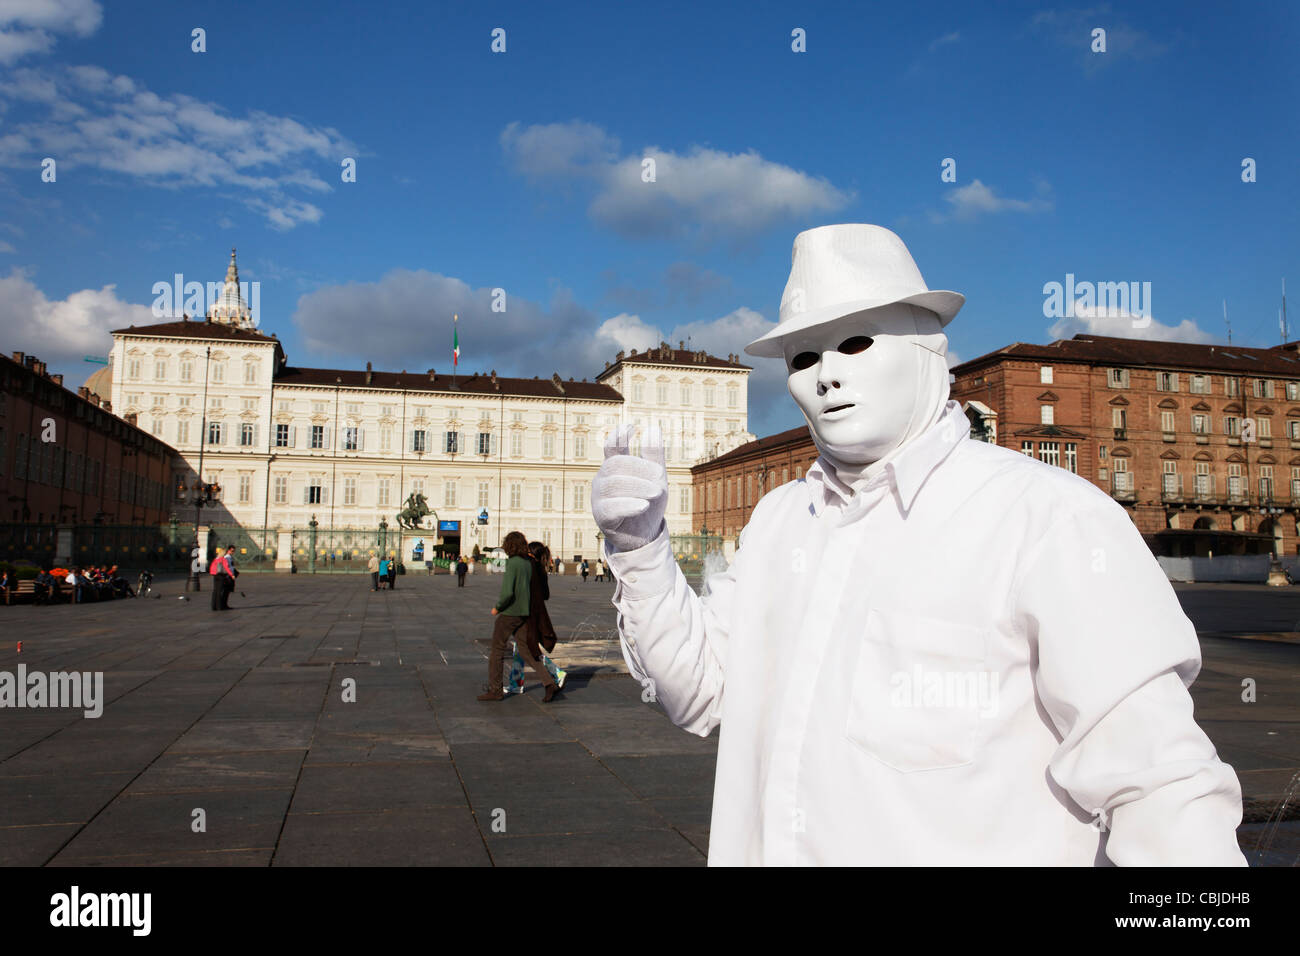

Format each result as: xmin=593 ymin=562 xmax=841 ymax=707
xmin=452 ymin=313 xmax=458 ymax=390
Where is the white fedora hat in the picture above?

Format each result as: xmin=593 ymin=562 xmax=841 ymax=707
xmin=745 ymin=224 xmax=964 ymax=358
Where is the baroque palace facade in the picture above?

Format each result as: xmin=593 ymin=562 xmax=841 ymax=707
xmin=101 ymin=251 xmax=754 ymax=560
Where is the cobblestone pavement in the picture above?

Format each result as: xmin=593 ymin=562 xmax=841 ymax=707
xmin=0 ymin=571 xmax=1294 ymax=865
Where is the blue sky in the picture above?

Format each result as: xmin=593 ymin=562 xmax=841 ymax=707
xmin=1 ymin=0 xmax=1297 ymax=436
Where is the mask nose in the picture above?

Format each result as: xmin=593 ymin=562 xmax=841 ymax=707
xmin=816 ymin=351 xmax=844 ymax=395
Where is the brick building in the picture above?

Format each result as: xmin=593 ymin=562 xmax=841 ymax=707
xmin=0 ymin=351 xmax=174 ymax=526
xmin=951 ymin=333 xmax=1300 ymax=557
xmin=691 ymin=424 xmax=818 ymax=539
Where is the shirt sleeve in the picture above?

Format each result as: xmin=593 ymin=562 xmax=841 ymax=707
xmin=605 ymin=519 xmax=750 ymax=737
xmin=1012 ymin=498 xmax=1247 ymax=866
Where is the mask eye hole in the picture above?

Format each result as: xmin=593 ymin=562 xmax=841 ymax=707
xmin=838 ymin=336 xmax=873 ymax=355
xmin=790 ymin=351 xmax=818 ymax=371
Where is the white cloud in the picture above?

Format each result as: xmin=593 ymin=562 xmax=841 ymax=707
xmin=0 ymin=0 xmax=101 ymax=65
xmin=1048 ymin=305 xmax=1215 ymax=343
xmin=0 ymin=267 xmax=153 ymax=365
xmin=0 ymin=64 xmax=354 ymax=229
xmin=0 ymin=240 xmax=14 ymax=254
xmin=502 ymin=120 xmax=852 ymax=240
xmin=928 ymin=32 xmax=961 ymax=53
xmin=290 ymin=269 xmax=599 ymax=376
xmin=934 ymin=178 xmax=1053 ymax=223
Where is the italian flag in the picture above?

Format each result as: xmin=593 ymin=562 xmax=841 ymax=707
xmin=452 ymin=314 xmax=459 ymax=368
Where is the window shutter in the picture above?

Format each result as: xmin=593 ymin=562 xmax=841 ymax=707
xmin=253 ymin=424 xmax=260 ymax=447
xmin=303 ymin=485 xmax=310 ymax=505
xmin=324 ymin=427 xmax=331 ymax=450
xmin=490 ymin=433 xmax=498 ymax=456
xmin=459 ymin=431 xmax=466 ymax=454
xmin=358 ymin=428 xmax=365 ymax=452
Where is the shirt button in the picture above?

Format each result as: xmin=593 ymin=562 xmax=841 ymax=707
xmin=626 ymin=574 xmax=638 ymax=584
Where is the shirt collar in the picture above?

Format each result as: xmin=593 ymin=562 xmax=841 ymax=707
xmin=805 ymin=400 xmax=968 ymax=516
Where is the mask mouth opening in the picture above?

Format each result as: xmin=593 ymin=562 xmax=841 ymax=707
xmin=824 ymin=402 xmax=855 ymax=414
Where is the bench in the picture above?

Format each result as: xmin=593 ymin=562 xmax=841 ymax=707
xmin=3 ymin=580 xmax=66 ymax=605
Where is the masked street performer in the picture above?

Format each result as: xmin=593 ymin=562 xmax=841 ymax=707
xmin=591 ymin=224 xmax=1246 ymax=866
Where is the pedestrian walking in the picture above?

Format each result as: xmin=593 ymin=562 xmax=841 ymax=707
xmin=478 ymin=531 xmax=558 ymax=703
xmin=456 ymin=556 xmax=468 ymax=587
xmin=595 ymin=558 xmax=605 ymax=582
xmin=208 ymin=552 xmax=228 ymax=610
xmin=387 ymin=553 xmax=397 ymax=590
xmin=368 ymin=553 xmax=380 ymax=590
xmin=506 ymin=541 xmax=566 ymax=695
xmin=219 ymin=546 xmax=238 ymax=609
xmin=581 ymin=559 xmax=589 ymax=583
xmin=378 ymin=555 xmax=389 ymax=590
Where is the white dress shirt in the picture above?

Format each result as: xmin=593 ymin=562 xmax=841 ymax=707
xmin=606 ymin=400 xmax=1246 ymax=866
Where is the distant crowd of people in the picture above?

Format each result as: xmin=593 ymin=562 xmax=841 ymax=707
xmin=0 ymin=565 xmax=138 ymax=604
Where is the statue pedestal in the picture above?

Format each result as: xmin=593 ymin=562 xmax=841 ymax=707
xmin=275 ymin=529 xmax=294 ymax=571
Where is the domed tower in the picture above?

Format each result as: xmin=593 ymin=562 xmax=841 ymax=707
xmin=206 ymin=247 xmax=255 ymax=328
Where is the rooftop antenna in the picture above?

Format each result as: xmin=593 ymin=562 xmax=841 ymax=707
xmin=1284 ymin=278 xmax=1289 ymax=344
xmin=1224 ymin=299 xmax=1231 ymax=345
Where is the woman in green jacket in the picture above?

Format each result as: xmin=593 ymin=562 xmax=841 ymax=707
xmin=479 ymin=531 xmax=560 ymax=702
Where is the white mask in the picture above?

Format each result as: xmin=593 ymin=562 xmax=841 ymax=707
xmin=784 ymin=303 xmax=951 ymax=484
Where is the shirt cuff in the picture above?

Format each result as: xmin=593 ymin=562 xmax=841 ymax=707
xmin=605 ymin=529 xmax=677 ymax=600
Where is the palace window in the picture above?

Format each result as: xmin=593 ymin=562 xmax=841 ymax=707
xmin=411 ymin=430 xmax=427 ymax=453
xmin=1038 ymin=442 xmax=1060 ymax=467
xmin=179 ymin=359 xmax=193 ymax=382
xmin=1040 ymin=366 xmax=1053 ymax=384
xmin=344 ymin=426 xmax=359 ymax=451
xmin=1195 ymin=463 xmax=1211 ymax=497
xmin=274 ymin=475 xmax=288 ymax=504
xmin=380 ymin=426 xmax=392 ymax=452
xmin=1021 ymin=441 xmax=1033 ymax=456
xmin=478 ymin=481 xmax=490 ymax=508
xmin=443 ymin=431 xmax=459 ymax=454
xmin=542 ymin=484 xmax=554 ymax=511
xmin=311 ymin=425 xmax=325 ymax=449
xmin=1192 ymin=414 xmax=1208 ymax=434
xmin=377 ymin=479 xmax=391 ymax=507
xmin=343 ymin=477 xmax=357 ymax=505
xmin=542 ymin=433 xmax=555 ymax=458
xmin=510 ymin=431 xmax=523 ymax=457
xmin=657 ymin=384 xmax=668 ymax=405
xmin=208 ymin=422 xmax=223 ymax=445
xmin=573 ymin=483 xmax=585 ymax=510
xmin=574 ymin=433 xmax=587 ymax=458
xmin=238 ymin=475 xmax=251 ymax=503
xmin=1160 ymin=411 xmax=1175 ymax=433
xmin=275 ymin=424 xmax=290 ymax=447
xmin=240 ymin=423 xmax=255 ymax=446
xmin=444 ymin=481 xmax=457 ymax=507
xmin=1040 ymin=405 xmax=1054 ymax=425
xmin=176 ymin=420 xmax=190 ymax=445
xmin=510 ymin=483 xmax=522 ymax=510
xmin=1064 ymin=443 xmax=1078 ymax=474
xmin=244 ymin=362 xmax=258 ymax=384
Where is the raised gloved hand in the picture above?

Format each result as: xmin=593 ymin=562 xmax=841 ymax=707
xmin=592 ymin=423 xmax=668 ymax=555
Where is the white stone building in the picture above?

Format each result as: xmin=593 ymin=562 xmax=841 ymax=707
xmin=101 ymin=251 xmax=754 ymax=560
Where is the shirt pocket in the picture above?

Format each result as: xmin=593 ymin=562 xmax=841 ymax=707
xmin=845 ymin=607 xmax=989 ymax=773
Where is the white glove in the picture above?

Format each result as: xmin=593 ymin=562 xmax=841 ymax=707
xmin=592 ymin=423 xmax=668 ymax=555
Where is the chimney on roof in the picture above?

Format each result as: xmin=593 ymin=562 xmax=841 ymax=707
xmin=51 ymin=373 xmax=62 ymax=386
xmin=616 ymin=350 xmax=625 ymax=361
xmin=427 ymin=368 xmax=436 ymax=382
xmin=552 ymin=372 xmax=565 ymax=394
xmin=12 ymin=351 xmax=23 ymax=364
xmin=78 ymin=387 xmax=88 ymax=399
xmin=491 ymin=370 xmax=499 ymax=391
xmin=365 ymin=361 xmax=373 ymax=385
xmin=630 ymin=348 xmax=637 ymax=356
